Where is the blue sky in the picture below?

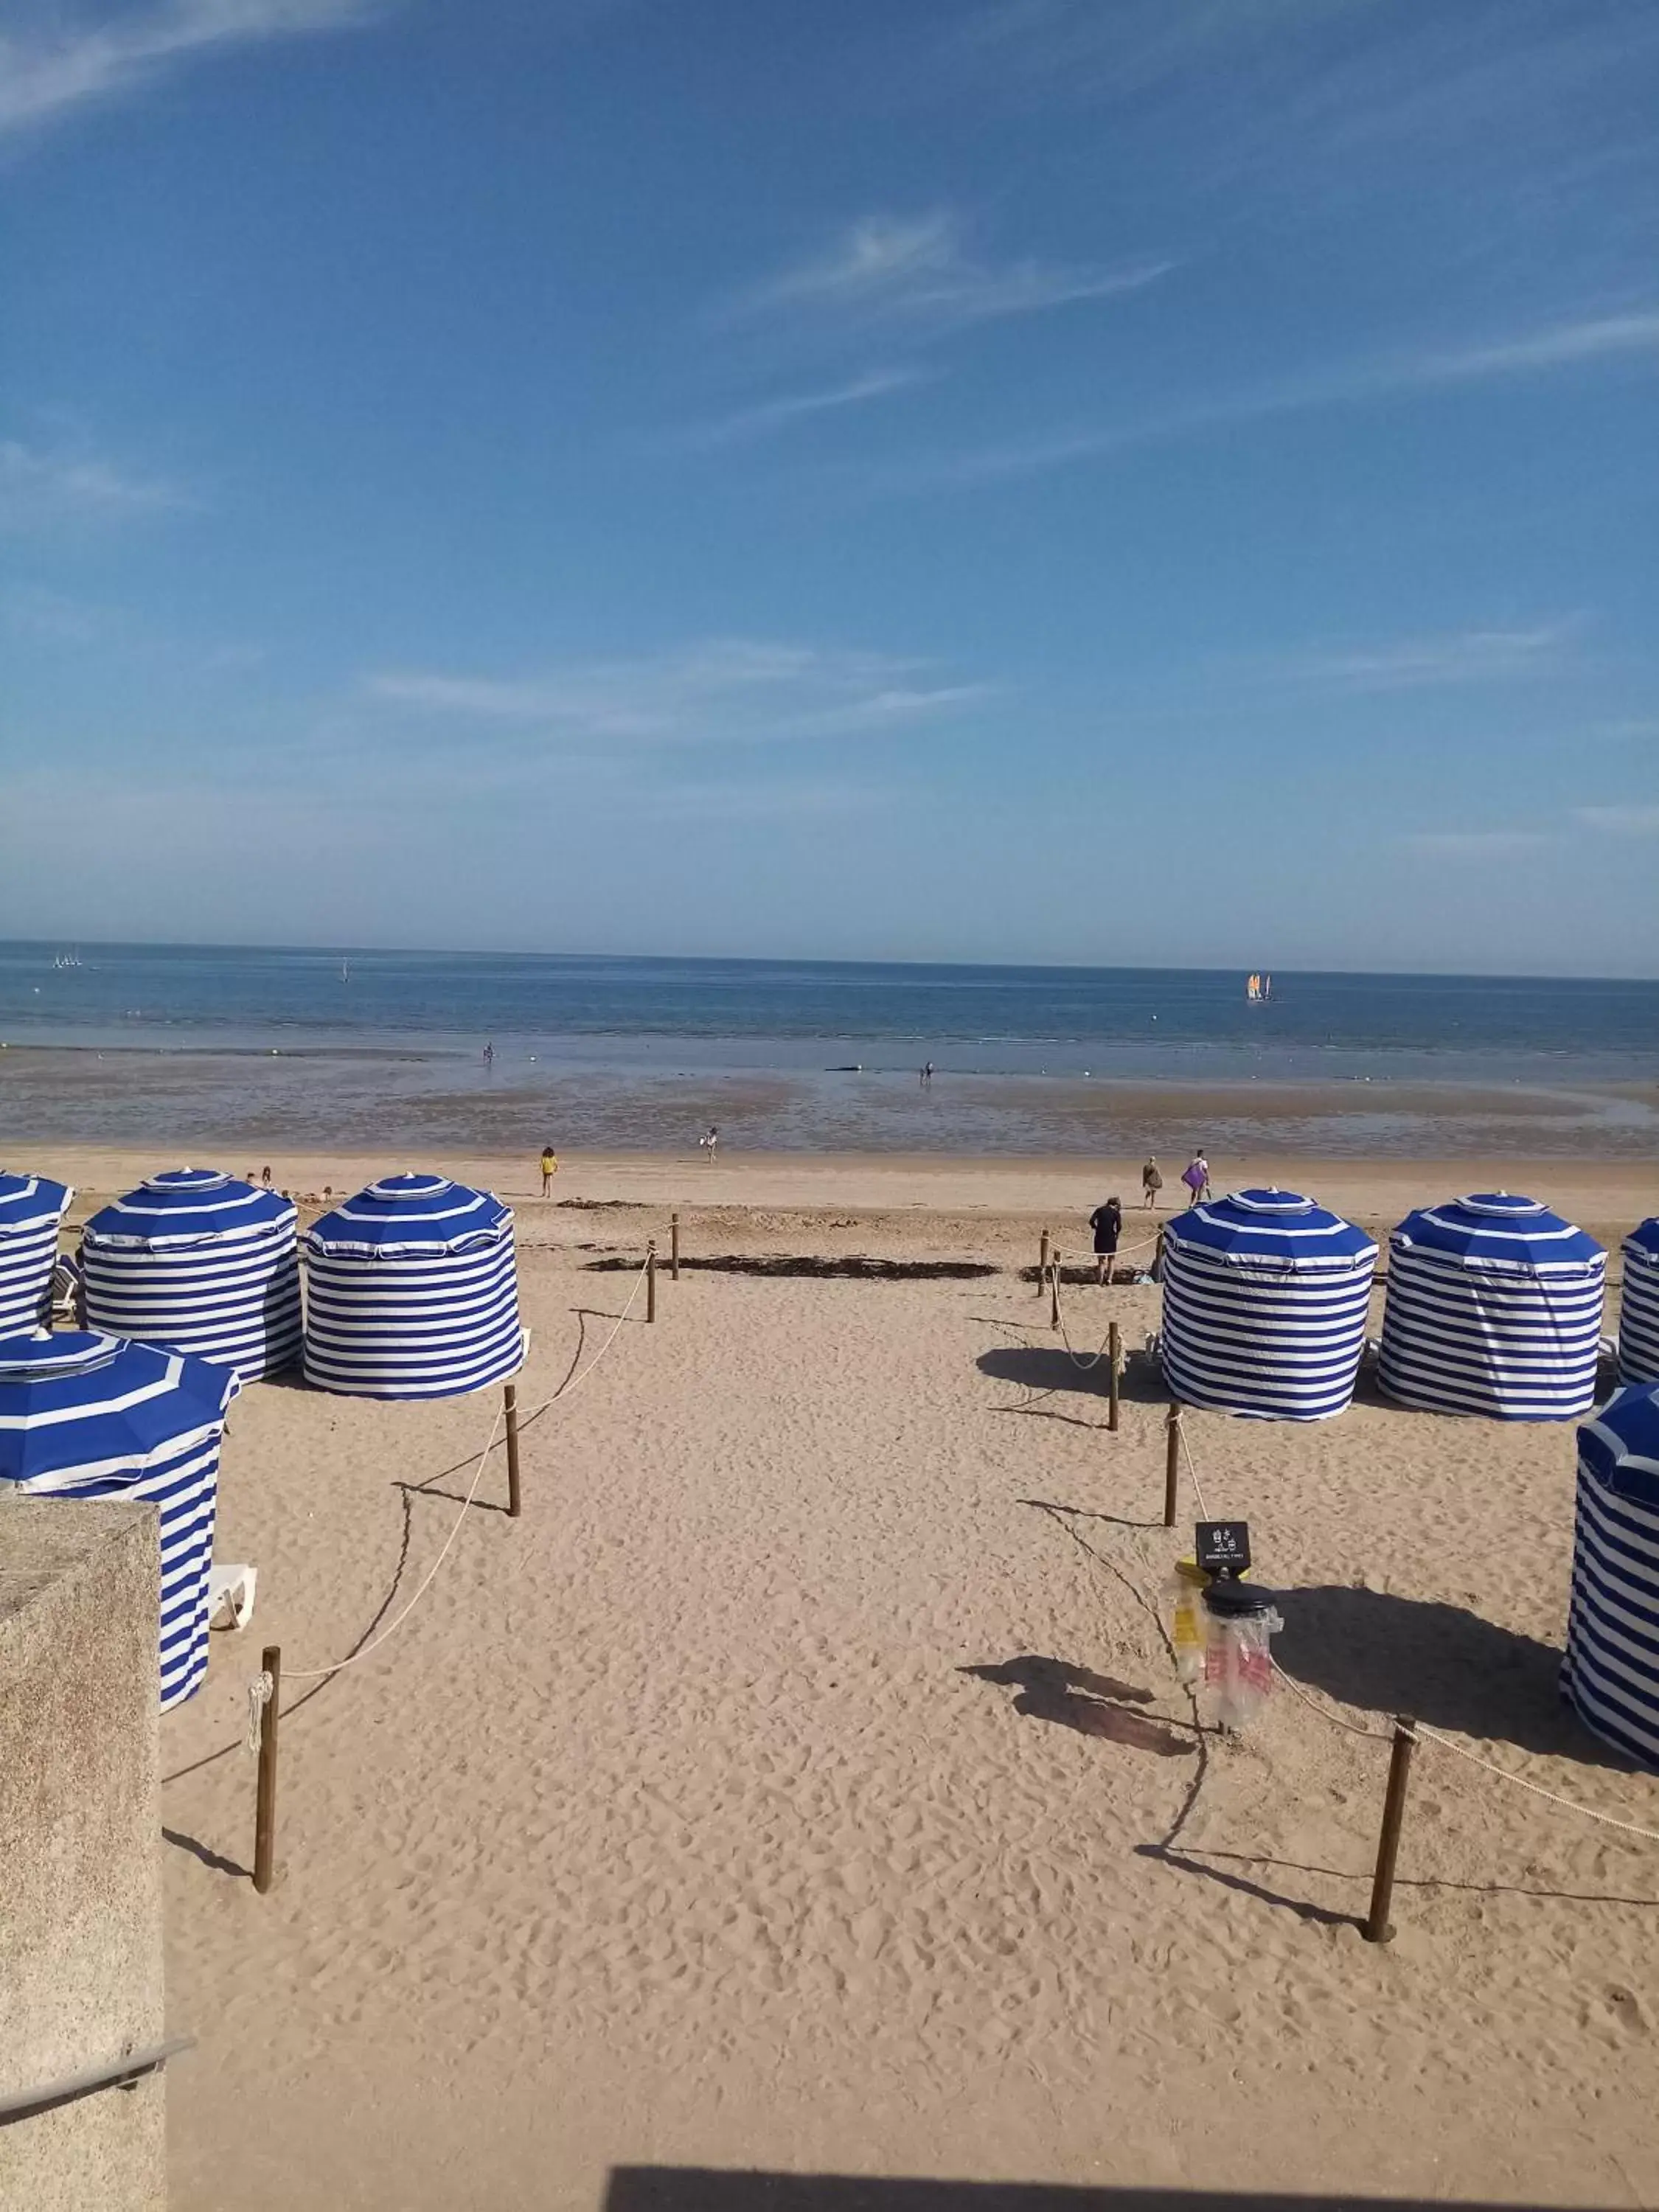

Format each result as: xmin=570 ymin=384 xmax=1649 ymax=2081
xmin=2 ymin=0 xmax=1656 ymax=973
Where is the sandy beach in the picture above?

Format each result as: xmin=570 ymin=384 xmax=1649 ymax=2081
xmin=23 ymin=1145 xmax=1624 ymax=2208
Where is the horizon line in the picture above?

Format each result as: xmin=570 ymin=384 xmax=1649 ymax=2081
xmin=0 ymin=936 xmax=1652 ymax=987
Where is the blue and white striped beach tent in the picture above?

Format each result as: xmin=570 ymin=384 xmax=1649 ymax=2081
xmin=1618 ymin=1219 xmax=1659 ymax=1386
xmin=83 ymin=1168 xmax=301 ymax=1380
xmin=1158 ymin=1189 xmax=1378 ymax=1421
xmin=1378 ymin=1192 xmax=1605 ymax=1420
xmin=1562 ymin=1385 xmax=1659 ymax=1771
xmin=302 ymin=1173 xmax=524 ymax=1399
xmin=0 ymin=1171 xmax=73 ymax=1336
xmin=0 ymin=1330 xmax=237 ymax=1710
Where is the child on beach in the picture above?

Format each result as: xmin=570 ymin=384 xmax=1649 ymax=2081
xmin=700 ymin=1125 xmax=719 ymax=1163
xmin=540 ymin=1146 xmax=557 ymax=1196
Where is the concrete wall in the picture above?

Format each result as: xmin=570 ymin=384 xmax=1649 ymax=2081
xmin=0 ymin=1499 xmax=167 ymax=2212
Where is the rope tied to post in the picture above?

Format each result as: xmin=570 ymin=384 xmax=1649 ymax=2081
xmin=249 ymin=1249 xmax=654 ymax=1696
xmin=245 ymin=1669 xmax=274 ymax=1755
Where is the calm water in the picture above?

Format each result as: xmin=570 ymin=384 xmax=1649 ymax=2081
xmin=2 ymin=944 xmax=1655 ymax=1079
xmin=1 ymin=945 xmax=1654 ymax=1156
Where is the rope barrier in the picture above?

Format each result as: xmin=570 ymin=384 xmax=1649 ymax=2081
xmin=257 ymin=1251 xmax=654 ymax=1692
xmin=1408 ymin=1724 xmax=1659 ymax=1843
xmin=1045 ymin=1242 xmax=1155 ymax=1373
xmin=1170 ymin=1410 xmax=1659 ymax=1845
xmin=278 ymin=1398 xmax=504 ymax=1683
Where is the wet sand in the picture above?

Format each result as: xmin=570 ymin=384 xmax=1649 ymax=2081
xmin=4 ymin=1044 xmax=1656 ymax=1161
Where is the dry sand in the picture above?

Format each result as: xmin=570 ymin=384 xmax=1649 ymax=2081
xmin=52 ymin=1150 xmax=1659 ymax=2207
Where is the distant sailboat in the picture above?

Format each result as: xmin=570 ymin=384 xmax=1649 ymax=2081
xmin=341 ymin=959 xmax=350 ymax=983
xmin=1246 ymin=972 xmax=1273 ymax=1004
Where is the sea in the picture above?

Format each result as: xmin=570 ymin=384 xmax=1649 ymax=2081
xmin=1 ymin=942 xmax=1655 ymax=1158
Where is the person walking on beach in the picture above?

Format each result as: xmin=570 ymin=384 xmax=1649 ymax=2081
xmin=540 ymin=1145 xmax=557 ymax=1197
xmin=1141 ymin=1156 xmax=1163 ymax=1209
xmin=1089 ymin=1195 xmax=1123 ymax=1285
xmin=483 ymin=1040 xmax=494 ymax=1068
xmin=700 ymin=1124 xmax=719 ymax=1164
xmin=1181 ymin=1152 xmax=1210 ymax=1207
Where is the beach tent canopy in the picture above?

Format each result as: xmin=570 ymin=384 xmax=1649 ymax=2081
xmin=0 ymin=1171 xmax=73 ymax=1338
xmin=0 ymin=1329 xmax=237 ymax=1710
xmin=1158 ymin=1188 xmax=1378 ymax=1421
xmin=82 ymin=1166 xmax=301 ymax=1380
xmin=1378 ymin=1192 xmax=1605 ymax=1420
xmin=1618 ymin=1218 xmax=1659 ymax=1387
xmin=302 ymin=1172 xmax=524 ymax=1400
xmin=1562 ymin=1383 xmax=1659 ymax=1772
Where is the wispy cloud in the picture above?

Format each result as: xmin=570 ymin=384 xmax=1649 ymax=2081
xmin=1411 ymin=311 xmax=1659 ymax=384
xmin=364 ymin=637 xmax=990 ymax=748
xmin=1574 ymin=804 xmax=1659 ymax=838
xmin=0 ymin=434 xmax=187 ymax=530
xmin=686 ymin=367 xmax=929 ymax=448
xmin=1402 ymin=829 xmax=1550 ymax=859
xmin=731 ymin=210 xmax=1171 ymax=340
xmin=1293 ymin=624 xmax=1573 ymax=692
xmin=0 ymin=0 xmax=384 ymax=139
xmin=877 ymin=305 xmax=1659 ymax=490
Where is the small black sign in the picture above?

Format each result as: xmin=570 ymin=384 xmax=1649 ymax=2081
xmin=1196 ymin=1520 xmax=1251 ymax=1579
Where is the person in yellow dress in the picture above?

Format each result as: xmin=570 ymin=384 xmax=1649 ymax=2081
xmin=540 ymin=1145 xmax=557 ymax=1197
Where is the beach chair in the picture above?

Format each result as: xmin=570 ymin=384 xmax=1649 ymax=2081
xmin=206 ymin=1562 xmax=257 ymax=1632
xmin=49 ymin=1250 xmax=84 ymax=1327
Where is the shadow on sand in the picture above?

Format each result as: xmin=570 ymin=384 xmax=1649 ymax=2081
xmin=605 ymin=2173 xmax=1608 ymax=2211
xmin=1273 ymin=1585 xmax=1626 ymax=1766
xmin=961 ymin=1656 xmax=1197 ymax=1758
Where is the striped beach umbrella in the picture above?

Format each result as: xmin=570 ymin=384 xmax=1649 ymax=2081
xmin=1158 ymin=1189 xmax=1378 ymax=1421
xmin=1562 ymin=1384 xmax=1659 ymax=1772
xmin=302 ymin=1172 xmax=524 ymax=1399
xmin=0 ymin=1171 xmax=73 ymax=1336
xmin=1378 ymin=1192 xmax=1605 ymax=1420
xmin=0 ymin=1330 xmax=237 ymax=1710
xmin=82 ymin=1168 xmax=301 ymax=1380
xmin=1618 ymin=1218 xmax=1659 ymax=1386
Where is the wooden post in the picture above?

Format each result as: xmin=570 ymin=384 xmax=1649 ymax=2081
xmin=1164 ymin=1403 xmax=1181 ymax=1528
xmin=504 ymin=1381 xmax=521 ymax=1520
xmin=647 ymin=1240 xmax=657 ymax=1324
xmin=1037 ymin=1228 xmax=1049 ymax=1296
xmin=1048 ymin=1255 xmax=1060 ymax=1331
xmin=670 ymin=1211 xmax=680 ymax=1281
xmin=1154 ymin=1225 xmax=1165 ymax=1279
xmin=1107 ymin=1322 xmax=1121 ymax=1431
xmin=253 ymin=1645 xmax=280 ymax=1895
xmin=1363 ymin=1717 xmax=1417 ymax=1944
